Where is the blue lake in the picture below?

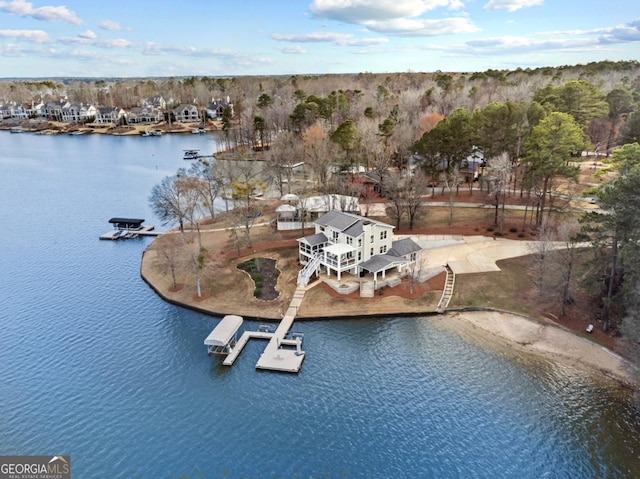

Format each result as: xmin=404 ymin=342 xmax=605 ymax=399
xmin=0 ymin=131 xmax=639 ymax=478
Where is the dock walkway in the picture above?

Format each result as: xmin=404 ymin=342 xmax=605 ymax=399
xmin=222 ymin=286 xmax=308 ymax=373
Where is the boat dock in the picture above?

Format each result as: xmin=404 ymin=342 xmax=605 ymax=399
xmin=100 ymin=217 xmax=160 ymax=240
xmin=206 ymin=287 xmax=307 ymax=373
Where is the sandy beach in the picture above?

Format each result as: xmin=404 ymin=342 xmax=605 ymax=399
xmin=437 ymin=310 xmax=639 ymax=388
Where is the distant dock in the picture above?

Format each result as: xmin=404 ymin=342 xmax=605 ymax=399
xmin=100 ymin=217 xmax=160 ymax=240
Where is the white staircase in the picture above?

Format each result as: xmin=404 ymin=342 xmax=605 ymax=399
xmin=360 ymin=280 xmax=374 ymax=298
xmin=297 ymin=253 xmax=322 ymax=287
xmin=436 ymin=264 xmax=455 ymax=313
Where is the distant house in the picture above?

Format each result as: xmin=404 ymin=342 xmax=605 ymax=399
xmin=94 ymin=107 xmax=125 ymax=125
xmin=276 ymin=194 xmax=360 ymax=231
xmin=206 ymin=99 xmax=233 ymax=119
xmin=297 ymin=210 xmax=421 ymax=287
xmin=0 ymin=102 xmax=27 ymax=120
xmin=43 ymin=100 xmax=70 ymax=121
xmin=143 ymin=96 xmax=166 ymax=110
xmin=127 ymin=106 xmax=163 ymax=124
xmin=61 ymin=103 xmax=97 ymax=123
xmin=173 ymin=104 xmax=199 ymax=123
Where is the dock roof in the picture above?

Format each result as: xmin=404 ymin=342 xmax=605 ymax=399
xmin=108 ymin=217 xmax=144 ymax=226
xmin=204 ymin=315 xmax=243 ymax=347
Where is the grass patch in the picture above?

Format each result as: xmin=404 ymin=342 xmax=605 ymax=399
xmin=450 ymin=256 xmax=537 ymax=315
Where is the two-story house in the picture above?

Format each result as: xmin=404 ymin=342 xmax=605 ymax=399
xmin=94 ymin=107 xmax=125 ymax=125
xmin=61 ymin=103 xmax=97 ymax=123
xmin=128 ymin=106 xmax=163 ymax=124
xmin=173 ymin=104 xmax=199 ymax=123
xmin=297 ymin=211 xmax=421 ymax=287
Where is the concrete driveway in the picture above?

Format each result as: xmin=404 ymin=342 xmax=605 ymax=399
xmin=397 ymin=234 xmax=566 ymax=274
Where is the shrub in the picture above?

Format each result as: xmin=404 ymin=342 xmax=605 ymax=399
xmin=509 ymin=227 xmax=518 ymax=233
xmin=254 ymin=287 xmax=262 ymax=297
xmin=252 ymin=272 xmax=263 ymax=283
xmin=517 ymin=233 xmax=525 ymax=238
xmin=486 ymin=226 xmax=494 ymax=232
xmin=494 ymin=231 xmax=503 ymax=237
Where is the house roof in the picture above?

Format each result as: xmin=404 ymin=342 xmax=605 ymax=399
xmin=325 ymin=243 xmax=355 ymax=256
xmin=388 ymin=238 xmax=422 ymax=257
xmin=359 ymin=254 xmax=407 ymax=274
xmin=314 ymin=211 xmax=392 ymax=236
xmin=298 ymin=232 xmax=328 ymax=246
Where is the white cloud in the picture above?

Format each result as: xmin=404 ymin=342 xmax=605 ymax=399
xmin=271 ymin=32 xmax=354 ymax=43
xmin=483 ymin=0 xmax=543 ymax=12
xmin=276 ymin=45 xmax=307 ymax=54
xmin=308 ymin=0 xmax=475 ymax=37
xmin=310 ymin=0 xmax=463 ymax=23
xmin=270 ymin=31 xmax=389 ymax=46
xmin=0 ymin=29 xmax=50 ymax=43
xmin=364 ymin=17 xmax=479 ymax=35
xmin=78 ymin=30 xmax=96 ymax=39
xmin=597 ymin=19 xmax=640 ymax=44
xmin=0 ymin=0 xmax=82 ymax=24
xmin=99 ymin=20 xmax=129 ymax=31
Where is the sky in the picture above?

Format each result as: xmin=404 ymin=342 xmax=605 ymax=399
xmin=0 ymin=0 xmax=639 ymax=78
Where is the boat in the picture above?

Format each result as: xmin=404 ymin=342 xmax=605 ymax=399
xmin=183 ymin=149 xmax=200 ymax=160
xmin=141 ymin=129 xmax=162 ymax=137
xmin=191 ymin=128 xmax=206 ymax=134
xmin=10 ymin=127 xmax=27 ymax=133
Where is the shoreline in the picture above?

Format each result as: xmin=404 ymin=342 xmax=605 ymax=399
xmin=140 ymin=247 xmax=639 ymax=389
xmin=1 ymin=119 xmax=220 ymax=136
xmin=437 ymin=310 xmax=639 ymax=388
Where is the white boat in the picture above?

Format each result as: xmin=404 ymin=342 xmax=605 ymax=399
xmin=183 ymin=149 xmax=200 ymax=160
xmin=141 ymin=129 xmax=162 ymax=137
xmin=191 ymin=128 xmax=206 ymax=134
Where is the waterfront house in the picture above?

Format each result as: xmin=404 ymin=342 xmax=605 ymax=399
xmin=94 ymin=107 xmax=125 ymax=125
xmin=43 ymin=100 xmax=70 ymax=121
xmin=173 ymin=104 xmax=199 ymax=123
xmin=61 ymin=103 xmax=97 ymax=123
xmin=127 ymin=106 xmax=163 ymax=124
xmin=297 ymin=210 xmax=421 ymax=287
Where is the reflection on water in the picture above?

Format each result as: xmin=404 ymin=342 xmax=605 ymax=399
xmin=0 ymin=132 xmax=639 ymax=478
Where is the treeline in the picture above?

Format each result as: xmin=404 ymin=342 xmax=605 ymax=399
xmin=116 ymin=60 xmax=640 ymax=344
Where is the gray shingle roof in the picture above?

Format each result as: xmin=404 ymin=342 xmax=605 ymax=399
xmin=359 ymin=254 xmax=407 ymax=274
xmin=298 ymin=232 xmax=328 ymax=246
xmin=388 ymin=238 xmax=422 ymax=257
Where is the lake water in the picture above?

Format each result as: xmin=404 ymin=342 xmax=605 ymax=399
xmin=0 ymin=131 xmax=639 ymax=478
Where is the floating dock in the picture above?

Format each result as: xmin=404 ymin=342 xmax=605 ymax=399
xmin=205 ymin=287 xmax=308 ymax=373
xmin=100 ymin=218 xmax=160 ymax=240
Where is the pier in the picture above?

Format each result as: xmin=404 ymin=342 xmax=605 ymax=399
xmin=100 ymin=217 xmax=161 ymax=240
xmin=206 ymin=287 xmax=308 ymax=373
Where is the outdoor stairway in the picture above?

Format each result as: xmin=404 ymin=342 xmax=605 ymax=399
xmin=297 ymin=253 xmax=322 ymax=287
xmin=436 ymin=264 xmax=455 ymax=313
xmin=360 ymin=280 xmax=374 ymax=298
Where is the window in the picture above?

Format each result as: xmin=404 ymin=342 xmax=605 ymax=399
xmin=379 ymin=245 xmax=387 ymax=254
xmin=370 ymin=248 xmax=374 ymax=256
xmin=380 ymin=230 xmax=387 ymax=240
xmin=358 ymin=252 xmax=362 ymax=261
xmin=358 ymin=238 xmax=362 ymax=247
xmin=332 ymin=231 xmax=339 ymax=242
